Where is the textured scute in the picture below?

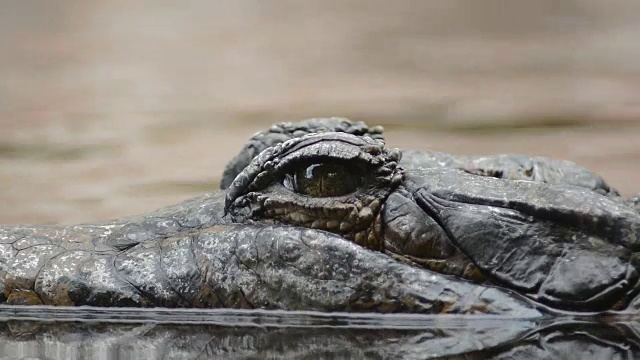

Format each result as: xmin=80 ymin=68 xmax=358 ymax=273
xmin=382 ymin=191 xmax=455 ymax=259
xmin=402 ymin=168 xmax=640 ymax=310
xmin=35 ymin=250 xmax=92 ymax=305
xmin=0 ymin=193 xmax=228 ymax=307
xmin=5 ymin=245 xmax=62 ymax=292
xmin=72 ymin=255 xmax=148 ymax=307
xmin=160 ymin=234 xmax=204 ymax=305
xmin=400 ymin=150 xmax=619 ymax=197
xmin=192 ymin=224 xmax=541 ymax=315
xmin=115 ymin=242 xmax=181 ymax=307
xmin=537 ymin=250 xmax=636 ymax=307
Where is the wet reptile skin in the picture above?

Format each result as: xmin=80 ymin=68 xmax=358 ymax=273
xmin=0 ymin=193 xmax=537 ymax=315
xmin=1 ymin=118 xmax=639 ymax=314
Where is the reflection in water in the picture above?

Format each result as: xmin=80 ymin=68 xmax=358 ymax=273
xmin=0 ymin=306 xmax=638 ymax=359
xmin=474 ymin=321 xmax=640 ymax=359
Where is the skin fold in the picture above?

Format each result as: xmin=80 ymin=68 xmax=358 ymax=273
xmin=1 ymin=118 xmax=639 ymax=314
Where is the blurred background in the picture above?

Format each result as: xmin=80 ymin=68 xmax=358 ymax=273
xmin=1 ymin=0 xmax=639 ymax=224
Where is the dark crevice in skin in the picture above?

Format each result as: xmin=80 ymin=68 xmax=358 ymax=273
xmin=187 ymin=233 xmax=200 ymax=276
xmin=1 ymin=234 xmax=23 ymax=246
xmin=190 ymin=233 xmax=230 ymax=308
xmin=67 ymin=281 xmax=130 ymax=307
xmin=188 ymin=233 xmax=221 ymax=308
xmin=110 ymin=254 xmax=148 ymax=307
xmin=231 ymin=249 xmax=262 ymax=287
xmin=250 ymin=225 xmax=267 ymax=269
xmin=189 ymin=246 xmax=227 ymax=309
xmin=66 ymin=254 xmax=98 ymax=306
xmin=238 ymin=288 xmax=255 ymax=309
xmin=296 ymin=230 xmax=314 ymax=252
xmin=64 ymin=251 xmax=93 ymax=306
xmin=11 ymin=242 xmax=54 ymax=252
xmin=382 ymin=186 xmax=487 ymax=282
xmin=463 ymin=168 xmax=504 ymax=179
xmin=7 ymin=245 xmax=64 ymax=305
xmin=204 ymin=282 xmax=226 ymax=308
xmin=31 ymin=287 xmax=46 ymax=306
xmin=113 ymin=242 xmax=139 ymax=252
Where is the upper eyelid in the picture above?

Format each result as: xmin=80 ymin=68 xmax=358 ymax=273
xmin=275 ymin=139 xmax=378 ymax=172
xmin=276 ymin=157 xmax=369 ymax=177
xmin=225 ymin=134 xmax=393 ymax=210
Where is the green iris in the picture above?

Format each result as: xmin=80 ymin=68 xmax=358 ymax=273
xmin=285 ymin=162 xmax=362 ymax=197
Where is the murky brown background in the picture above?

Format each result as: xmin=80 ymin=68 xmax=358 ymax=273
xmin=1 ymin=1 xmax=639 ymax=224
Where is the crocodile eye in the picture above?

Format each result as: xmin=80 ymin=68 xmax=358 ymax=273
xmin=283 ymin=162 xmax=362 ymax=197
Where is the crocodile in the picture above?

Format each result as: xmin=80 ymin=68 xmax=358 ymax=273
xmin=1 ymin=118 xmax=639 ymax=315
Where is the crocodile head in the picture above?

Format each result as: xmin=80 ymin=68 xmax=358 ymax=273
xmin=224 ymin=118 xmax=640 ymax=312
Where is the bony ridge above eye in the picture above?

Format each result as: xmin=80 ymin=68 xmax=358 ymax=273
xmin=225 ymin=132 xmax=397 ymax=202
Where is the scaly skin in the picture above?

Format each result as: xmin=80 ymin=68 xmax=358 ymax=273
xmin=0 ymin=192 xmax=538 ymax=315
xmin=1 ymin=118 xmax=639 ymax=314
